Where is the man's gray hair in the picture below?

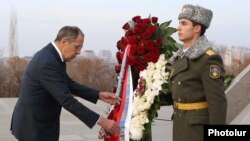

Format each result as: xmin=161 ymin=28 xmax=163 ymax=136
xmin=55 ymin=26 xmax=84 ymax=42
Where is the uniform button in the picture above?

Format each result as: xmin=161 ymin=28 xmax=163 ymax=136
xmin=178 ymin=81 xmax=181 ymax=85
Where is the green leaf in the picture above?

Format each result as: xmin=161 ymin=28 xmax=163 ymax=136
xmin=162 ymin=27 xmax=177 ymax=36
xmin=224 ymin=74 xmax=234 ymax=90
xmin=160 ymin=20 xmax=172 ymax=29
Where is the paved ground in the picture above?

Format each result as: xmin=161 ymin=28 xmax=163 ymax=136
xmin=0 ymin=98 xmax=173 ymax=141
xmin=230 ymin=102 xmax=250 ymax=124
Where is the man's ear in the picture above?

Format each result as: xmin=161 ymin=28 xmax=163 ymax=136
xmin=61 ymin=37 xmax=68 ymax=44
xmin=194 ymin=25 xmax=201 ymax=34
xmin=60 ymin=38 xmax=70 ymax=48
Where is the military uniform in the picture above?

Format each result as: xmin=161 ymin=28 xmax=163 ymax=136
xmin=169 ymin=36 xmax=227 ymax=141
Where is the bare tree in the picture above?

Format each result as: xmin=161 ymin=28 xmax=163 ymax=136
xmin=217 ymin=44 xmax=228 ymax=55
xmin=67 ymin=58 xmax=116 ymax=92
xmin=7 ymin=57 xmax=28 ymax=89
xmin=0 ymin=49 xmax=5 ymax=86
xmin=8 ymin=8 xmax=19 ymax=57
xmin=0 ymin=57 xmax=28 ymax=97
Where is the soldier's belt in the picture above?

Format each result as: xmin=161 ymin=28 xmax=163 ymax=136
xmin=174 ymin=101 xmax=208 ymax=110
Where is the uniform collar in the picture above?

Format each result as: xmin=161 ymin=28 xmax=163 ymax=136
xmin=169 ymin=35 xmax=217 ymax=63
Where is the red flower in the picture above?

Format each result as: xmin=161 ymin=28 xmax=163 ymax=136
xmin=145 ymin=40 xmax=155 ymax=50
xmin=148 ymin=25 xmax=156 ymax=33
xmin=151 ymin=17 xmax=158 ymax=23
xmin=121 ymin=37 xmax=128 ymax=51
xmin=142 ymin=18 xmax=151 ymax=25
xmin=116 ymin=52 xmax=124 ymax=64
xmin=122 ymin=22 xmax=130 ymax=30
xmin=132 ymin=16 xmax=141 ymax=22
xmin=144 ymin=47 xmax=160 ymax=63
xmin=133 ymin=23 xmax=146 ymax=34
xmin=134 ymin=58 xmax=147 ymax=72
xmin=115 ymin=64 xmax=121 ymax=73
xmin=127 ymin=36 xmax=137 ymax=44
xmin=115 ymin=15 xmax=167 ymax=73
xmin=116 ymin=40 xmax=122 ymax=50
xmin=125 ymin=30 xmax=134 ymax=37
xmin=127 ymin=45 xmax=137 ymax=65
xmin=137 ymin=42 xmax=146 ymax=55
xmin=140 ymin=31 xmax=151 ymax=40
xmin=156 ymin=37 xmax=162 ymax=46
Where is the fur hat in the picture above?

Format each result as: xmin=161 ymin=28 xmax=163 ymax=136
xmin=178 ymin=4 xmax=213 ymax=28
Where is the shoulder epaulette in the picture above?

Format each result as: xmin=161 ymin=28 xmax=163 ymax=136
xmin=205 ymin=49 xmax=216 ymax=56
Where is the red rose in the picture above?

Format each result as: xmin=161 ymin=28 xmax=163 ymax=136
xmin=121 ymin=37 xmax=128 ymax=51
xmin=134 ymin=23 xmax=147 ymax=34
xmin=128 ymin=55 xmax=136 ymax=65
xmin=127 ymin=44 xmax=136 ymax=65
xmin=140 ymin=31 xmax=151 ymax=39
xmin=144 ymin=47 xmax=160 ymax=63
xmin=156 ymin=37 xmax=162 ymax=46
xmin=145 ymin=40 xmax=155 ymax=50
xmin=133 ymin=23 xmax=143 ymax=34
xmin=122 ymin=22 xmax=130 ymax=30
xmin=115 ymin=64 xmax=121 ymax=73
xmin=151 ymin=17 xmax=158 ymax=23
xmin=132 ymin=16 xmax=141 ymax=22
xmin=116 ymin=40 xmax=122 ymax=50
xmin=127 ymin=36 xmax=137 ymax=44
xmin=134 ymin=58 xmax=147 ymax=72
xmin=146 ymin=25 xmax=156 ymax=37
xmin=142 ymin=18 xmax=151 ymax=25
xmin=116 ymin=16 xmax=169 ymax=73
xmin=125 ymin=30 xmax=134 ymax=37
xmin=116 ymin=52 xmax=124 ymax=64
xmin=137 ymin=44 xmax=146 ymax=55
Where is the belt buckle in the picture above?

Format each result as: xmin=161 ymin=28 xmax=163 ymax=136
xmin=174 ymin=102 xmax=178 ymax=109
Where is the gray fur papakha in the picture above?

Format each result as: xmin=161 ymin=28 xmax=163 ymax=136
xmin=178 ymin=4 xmax=213 ymax=28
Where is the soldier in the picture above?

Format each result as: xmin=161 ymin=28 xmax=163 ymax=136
xmin=169 ymin=4 xmax=227 ymax=141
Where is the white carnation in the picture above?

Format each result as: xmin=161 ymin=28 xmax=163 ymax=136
xmin=130 ymin=53 xmax=170 ymax=140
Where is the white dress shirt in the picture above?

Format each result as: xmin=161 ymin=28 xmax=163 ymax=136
xmin=52 ymin=42 xmax=64 ymax=62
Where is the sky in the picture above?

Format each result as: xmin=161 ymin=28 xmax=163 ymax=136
xmin=0 ymin=0 xmax=250 ymax=57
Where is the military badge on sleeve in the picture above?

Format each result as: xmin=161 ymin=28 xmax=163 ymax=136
xmin=209 ymin=65 xmax=220 ymax=79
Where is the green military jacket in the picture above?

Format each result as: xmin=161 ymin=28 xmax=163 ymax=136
xmin=169 ymin=36 xmax=227 ymax=141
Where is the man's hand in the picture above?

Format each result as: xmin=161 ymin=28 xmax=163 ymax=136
xmin=98 ymin=117 xmax=120 ymax=135
xmin=99 ymin=92 xmax=121 ymax=105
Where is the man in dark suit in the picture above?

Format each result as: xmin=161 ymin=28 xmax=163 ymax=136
xmin=10 ymin=26 xmax=120 ymax=141
xmin=169 ymin=4 xmax=227 ymax=141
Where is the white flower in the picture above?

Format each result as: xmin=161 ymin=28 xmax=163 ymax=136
xmin=153 ymin=71 xmax=162 ymax=80
xmin=130 ymin=54 xmax=170 ymax=140
xmin=146 ymin=92 xmax=155 ymax=103
xmin=147 ymin=62 xmax=156 ymax=71
xmin=130 ymin=123 xmax=144 ymax=140
xmin=140 ymin=70 xmax=147 ymax=78
xmin=142 ymin=101 xmax=151 ymax=110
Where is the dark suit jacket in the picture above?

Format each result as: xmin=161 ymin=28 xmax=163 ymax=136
xmin=11 ymin=43 xmax=100 ymax=141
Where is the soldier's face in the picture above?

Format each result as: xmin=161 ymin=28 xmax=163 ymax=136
xmin=177 ymin=19 xmax=199 ymax=43
xmin=61 ymin=35 xmax=83 ymax=62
